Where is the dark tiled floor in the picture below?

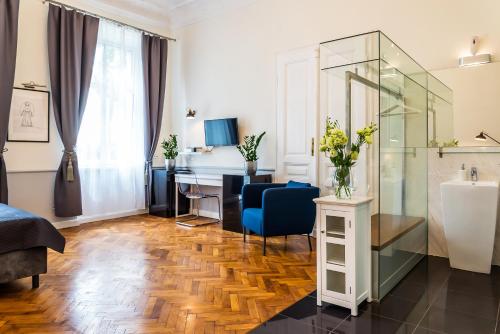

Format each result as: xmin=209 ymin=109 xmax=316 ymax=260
xmin=251 ymin=256 xmax=500 ymax=334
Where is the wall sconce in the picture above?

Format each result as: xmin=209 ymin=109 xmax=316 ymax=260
xmin=186 ymin=109 xmax=196 ymax=119
xmin=475 ymin=131 xmax=500 ymax=145
xmin=459 ymin=36 xmax=492 ymax=67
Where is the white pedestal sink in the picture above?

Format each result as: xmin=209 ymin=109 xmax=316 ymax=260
xmin=441 ymin=180 xmax=499 ymax=273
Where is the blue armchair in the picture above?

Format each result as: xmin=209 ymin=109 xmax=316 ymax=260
xmin=241 ymin=181 xmax=320 ymax=255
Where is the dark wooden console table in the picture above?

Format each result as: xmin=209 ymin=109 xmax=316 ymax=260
xmin=222 ymin=173 xmax=272 ymax=233
xmin=149 ymin=167 xmax=190 ymax=218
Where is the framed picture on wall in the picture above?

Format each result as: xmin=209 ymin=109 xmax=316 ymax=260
xmin=7 ymin=88 xmax=50 ymax=143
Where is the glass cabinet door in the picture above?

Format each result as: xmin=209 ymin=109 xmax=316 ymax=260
xmin=320 ymin=210 xmax=352 ymax=300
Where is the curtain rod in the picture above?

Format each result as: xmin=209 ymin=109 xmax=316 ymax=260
xmin=42 ymin=0 xmax=176 ymax=42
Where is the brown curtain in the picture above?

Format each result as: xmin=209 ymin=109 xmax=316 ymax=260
xmin=48 ymin=4 xmax=99 ymax=217
xmin=0 ymin=0 xmax=20 ymax=204
xmin=142 ymin=34 xmax=168 ymax=206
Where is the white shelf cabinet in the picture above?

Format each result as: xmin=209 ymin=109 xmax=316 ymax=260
xmin=314 ymin=195 xmax=373 ymax=316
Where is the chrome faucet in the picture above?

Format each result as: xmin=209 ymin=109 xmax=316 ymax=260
xmin=471 ymin=167 xmax=478 ymax=181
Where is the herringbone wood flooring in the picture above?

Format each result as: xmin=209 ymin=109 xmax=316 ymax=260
xmin=0 ymin=215 xmax=317 ymax=333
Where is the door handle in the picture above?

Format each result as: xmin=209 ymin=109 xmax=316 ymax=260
xmin=311 ymin=137 xmax=315 ymax=156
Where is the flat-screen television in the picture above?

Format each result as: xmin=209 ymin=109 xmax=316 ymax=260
xmin=204 ymin=118 xmax=239 ymax=146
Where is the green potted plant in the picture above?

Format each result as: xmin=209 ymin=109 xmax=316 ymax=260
xmin=161 ymin=134 xmax=179 ymax=171
xmin=236 ymin=132 xmax=266 ymax=175
xmin=319 ymin=118 xmax=377 ymax=199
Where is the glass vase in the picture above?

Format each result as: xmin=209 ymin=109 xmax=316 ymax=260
xmin=333 ymin=165 xmax=352 ymax=199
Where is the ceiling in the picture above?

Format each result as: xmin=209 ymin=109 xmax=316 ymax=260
xmin=83 ymin=0 xmax=257 ymax=31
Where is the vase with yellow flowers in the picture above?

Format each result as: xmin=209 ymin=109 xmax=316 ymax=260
xmin=319 ymin=118 xmax=377 ymax=199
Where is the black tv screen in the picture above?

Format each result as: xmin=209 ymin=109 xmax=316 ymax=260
xmin=204 ymin=118 xmax=239 ymax=146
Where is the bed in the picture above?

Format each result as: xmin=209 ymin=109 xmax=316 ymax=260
xmin=0 ymin=204 xmax=65 ymax=288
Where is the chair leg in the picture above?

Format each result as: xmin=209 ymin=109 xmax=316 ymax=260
xmin=307 ymin=234 xmax=312 ymax=252
xmin=243 ymin=227 xmax=246 ymax=242
xmin=285 ymin=235 xmax=288 ymax=241
xmin=263 ymin=237 xmax=266 ymax=256
xmin=194 ymin=199 xmax=199 ymax=217
xmin=216 ymin=196 xmax=222 ymax=222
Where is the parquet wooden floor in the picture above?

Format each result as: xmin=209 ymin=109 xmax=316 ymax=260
xmin=0 ymin=215 xmax=317 ymax=334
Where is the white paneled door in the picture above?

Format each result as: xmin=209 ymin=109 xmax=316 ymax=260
xmin=276 ymin=46 xmax=319 ymax=185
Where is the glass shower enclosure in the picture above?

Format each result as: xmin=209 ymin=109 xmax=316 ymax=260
xmin=319 ymin=31 xmax=452 ymax=300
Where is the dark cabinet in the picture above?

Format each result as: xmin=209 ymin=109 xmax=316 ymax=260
xmin=222 ymin=174 xmax=272 ymax=233
xmin=149 ymin=168 xmax=189 ymax=218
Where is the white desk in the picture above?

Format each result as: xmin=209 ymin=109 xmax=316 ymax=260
xmin=174 ymin=173 xmax=223 ymax=217
xmin=175 ymin=173 xmax=223 ymax=187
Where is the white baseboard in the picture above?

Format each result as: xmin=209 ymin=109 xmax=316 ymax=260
xmin=53 ymin=209 xmax=148 ymax=229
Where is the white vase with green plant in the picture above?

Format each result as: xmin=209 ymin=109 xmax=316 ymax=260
xmin=319 ymin=118 xmax=377 ymax=199
xmin=236 ymin=132 xmax=266 ymax=175
xmin=161 ymin=134 xmax=178 ymax=171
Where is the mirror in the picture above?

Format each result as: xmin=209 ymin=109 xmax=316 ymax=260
xmin=429 ymin=61 xmax=500 ymax=147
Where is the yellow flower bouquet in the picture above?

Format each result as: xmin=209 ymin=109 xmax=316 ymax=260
xmin=320 ymin=117 xmax=377 ymax=198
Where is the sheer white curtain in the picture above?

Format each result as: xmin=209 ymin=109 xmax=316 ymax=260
xmin=77 ymin=21 xmax=145 ymax=217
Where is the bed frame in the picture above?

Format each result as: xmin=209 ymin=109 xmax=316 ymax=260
xmin=0 ymin=247 xmax=47 ymax=289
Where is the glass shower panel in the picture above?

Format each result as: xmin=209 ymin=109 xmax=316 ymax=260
xmin=428 ymin=73 xmax=453 ymax=102
xmin=428 ymin=74 xmax=454 ymax=147
xmin=320 ymin=32 xmax=448 ymax=301
xmin=319 ymin=60 xmax=379 ymax=196
xmin=377 ymin=33 xmax=428 ymax=299
xmin=379 ymin=34 xmax=427 ymax=88
xmin=320 ymin=32 xmax=379 ymax=69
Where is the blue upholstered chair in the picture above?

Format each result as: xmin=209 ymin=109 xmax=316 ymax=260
xmin=241 ymin=181 xmax=320 ymax=255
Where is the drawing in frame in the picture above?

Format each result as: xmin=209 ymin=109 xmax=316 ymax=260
xmin=7 ymin=87 xmax=50 ymax=143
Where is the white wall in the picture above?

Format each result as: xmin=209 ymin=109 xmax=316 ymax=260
xmin=6 ymin=1 xmax=61 ymax=172
xmin=431 ymin=62 xmax=500 ymax=147
xmin=169 ymin=0 xmax=500 ymax=170
xmin=6 ymin=0 xmax=171 ymax=225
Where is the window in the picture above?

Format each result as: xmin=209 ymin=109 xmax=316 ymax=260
xmin=77 ymin=20 xmax=145 ymax=217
